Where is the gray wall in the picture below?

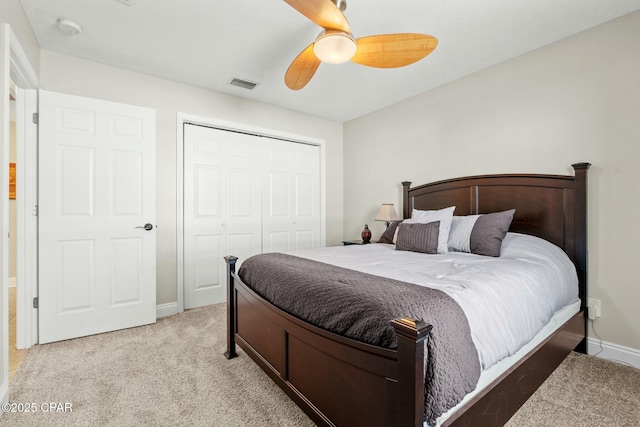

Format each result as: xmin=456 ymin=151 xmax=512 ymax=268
xmin=344 ymin=11 xmax=640 ymax=351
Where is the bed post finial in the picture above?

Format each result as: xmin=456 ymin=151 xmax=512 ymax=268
xmin=391 ymin=317 xmax=432 ymax=427
xmin=224 ymin=256 xmax=239 ymax=359
xmin=402 ymin=181 xmax=412 ymax=219
xmin=571 ymin=162 xmax=591 ymax=171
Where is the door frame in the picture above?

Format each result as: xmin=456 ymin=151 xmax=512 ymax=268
xmin=175 ymin=113 xmax=327 ymax=314
xmin=1 ymin=23 xmax=39 ymax=405
xmin=14 ymin=86 xmax=38 ymax=349
xmin=8 ymin=26 xmax=39 ymax=350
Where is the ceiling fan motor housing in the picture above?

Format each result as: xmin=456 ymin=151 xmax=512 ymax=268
xmin=333 ymin=0 xmax=347 ymax=12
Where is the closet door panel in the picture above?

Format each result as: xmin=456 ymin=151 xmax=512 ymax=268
xmin=184 ymin=125 xmax=228 ymax=308
xmin=226 ymin=136 xmax=263 ymax=265
xmin=262 ymin=140 xmax=320 ymax=252
xmin=292 ymin=144 xmax=321 ymax=250
xmin=263 ymin=143 xmax=294 ymax=252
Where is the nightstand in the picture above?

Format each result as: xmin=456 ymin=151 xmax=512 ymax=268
xmin=342 ymin=240 xmax=375 ymax=245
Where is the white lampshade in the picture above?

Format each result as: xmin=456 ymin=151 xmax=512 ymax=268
xmin=313 ymin=30 xmax=357 ymax=64
xmin=375 ymin=204 xmax=399 ymax=224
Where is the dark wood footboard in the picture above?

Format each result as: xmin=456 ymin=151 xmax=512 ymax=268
xmin=225 ymin=255 xmax=431 ymax=427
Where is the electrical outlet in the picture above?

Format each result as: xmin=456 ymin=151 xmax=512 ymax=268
xmin=587 ymin=298 xmax=601 ymax=319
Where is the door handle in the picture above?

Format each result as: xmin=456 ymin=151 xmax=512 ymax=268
xmin=136 ymin=223 xmax=154 ymax=231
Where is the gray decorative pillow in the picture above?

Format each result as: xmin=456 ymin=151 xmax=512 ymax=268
xmin=410 ymin=206 xmax=455 ymax=254
xmin=377 ymin=221 xmax=401 ymax=244
xmin=448 ymin=209 xmax=515 ymax=257
xmin=395 ymin=221 xmax=440 ymax=254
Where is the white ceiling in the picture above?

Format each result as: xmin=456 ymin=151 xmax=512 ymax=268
xmin=19 ymin=0 xmax=640 ymax=122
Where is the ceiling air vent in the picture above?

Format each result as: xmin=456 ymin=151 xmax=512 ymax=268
xmin=229 ymin=78 xmax=258 ymax=90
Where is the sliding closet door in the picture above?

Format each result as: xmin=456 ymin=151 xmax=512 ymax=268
xmin=184 ymin=125 xmax=261 ymax=309
xmin=290 ymin=142 xmax=321 ymax=249
xmin=262 ymin=140 xmax=320 ymax=252
xmin=262 ymin=141 xmax=293 ymax=252
xmin=183 ymin=125 xmax=227 ymax=308
xmin=184 ymin=124 xmax=320 ymax=308
xmin=224 ymin=133 xmax=263 ymax=267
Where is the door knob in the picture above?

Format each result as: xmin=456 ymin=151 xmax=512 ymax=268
xmin=136 ymin=223 xmax=154 ymax=231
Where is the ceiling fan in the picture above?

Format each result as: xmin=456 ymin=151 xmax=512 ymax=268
xmin=283 ymin=0 xmax=438 ymax=90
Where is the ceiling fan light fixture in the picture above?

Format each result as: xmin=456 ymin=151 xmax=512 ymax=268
xmin=313 ymin=30 xmax=356 ymax=64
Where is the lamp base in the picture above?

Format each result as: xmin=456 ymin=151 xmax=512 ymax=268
xmin=361 ymin=224 xmax=372 ymax=242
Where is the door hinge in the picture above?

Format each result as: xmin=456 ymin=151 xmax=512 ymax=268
xmin=33 ymin=204 xmax=38 ymax=216
xmin=33 ymin=297 xmax=38 ymax=309
xmin=32 ymin=112 xmax=39 ymax=124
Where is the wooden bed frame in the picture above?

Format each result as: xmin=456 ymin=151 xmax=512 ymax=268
xmin=224 ymin=163 xmax=590 ymax=427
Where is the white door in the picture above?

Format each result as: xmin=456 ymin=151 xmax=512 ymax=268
xmin=263 ymin=140 xmax=321 ymax=252
xmin=289 ymin=142 xmax=321 ymax=250
xmin=38 ymin=90 xmax=156 ymax=344
xmin=183 ymin=124 xmax=262 ymax=309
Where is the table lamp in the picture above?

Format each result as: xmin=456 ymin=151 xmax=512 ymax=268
xmin=375 ymin=203 xmax=399 ymax=228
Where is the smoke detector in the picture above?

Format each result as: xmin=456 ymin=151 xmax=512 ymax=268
xmin=57 ymin=19 xmax=82 ymax=35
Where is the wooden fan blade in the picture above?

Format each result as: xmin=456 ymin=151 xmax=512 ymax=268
xmin=284 ymin=0 xmax=350 ymax=33
xmin=285 ymin=43 xmax=321 ymax=90
xmin=351 ymin=34 xmax=438 ymax=68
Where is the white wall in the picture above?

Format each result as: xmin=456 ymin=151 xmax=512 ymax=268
xmin=344 ymin=11 xmax=640 ymax=351
xmin=39 ymin=50 xmax=344 ymax=305
xmin=0 ymin=0 xmax=40 ymax=75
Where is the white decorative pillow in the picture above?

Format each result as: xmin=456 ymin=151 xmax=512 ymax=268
xmin=395 ymin=206 xmax=455 ymax=254
xmin=448 ymin=215 xmax=479 ymax=253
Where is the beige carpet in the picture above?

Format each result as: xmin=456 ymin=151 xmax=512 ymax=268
xmin=3 ymin=304 xmax=640 ymax=426
xmin=507 ymin=351 xmax=640 ymax=426
xmin=3 ymin=304 xmax=314 ymax=427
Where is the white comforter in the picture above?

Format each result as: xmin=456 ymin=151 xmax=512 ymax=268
xmin=287 ymin=233 xmax=579 ymax=370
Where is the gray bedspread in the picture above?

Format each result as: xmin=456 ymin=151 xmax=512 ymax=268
xmin=238 ymin=253 xmax=481 ymax=424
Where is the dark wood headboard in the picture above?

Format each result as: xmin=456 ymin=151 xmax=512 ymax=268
xmin=402 ymin=163 xmax=590 ymax=311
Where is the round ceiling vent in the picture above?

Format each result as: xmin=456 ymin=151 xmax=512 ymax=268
xmin=57 ymin=19 xmax=82 ymax=35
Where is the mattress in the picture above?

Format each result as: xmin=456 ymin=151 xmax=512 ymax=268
xmin=288 ymin=232 xmax=579 ymax=370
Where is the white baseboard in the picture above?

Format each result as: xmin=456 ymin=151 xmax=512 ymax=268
xmin=156 ymin=302 xmax=180 ymax=319
xmin=8 ymin=277 xmax=15 ymax=288
xmin=588 ymin=337 xmax=640 ymax=370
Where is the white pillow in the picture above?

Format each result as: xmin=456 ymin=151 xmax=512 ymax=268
xmin=395 ymin=206 xmax=455 ymax=254
xmin=448 ymin=215 xmax=479 ymax=253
